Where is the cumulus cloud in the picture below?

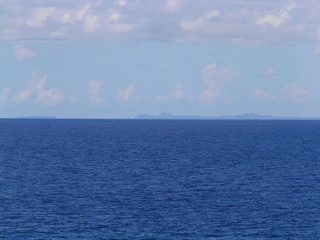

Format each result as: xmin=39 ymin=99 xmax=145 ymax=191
xmin=254 ymin=88 xmax=277 ymax=101
xmin=156 ymin=83 xmax=187 ymax=102
xmin=116 ymin=84 xmax=135 ymax=102
xmin=15 ymin=86 xmax=34 ymax=102
xmin=23 ymin=1 xmax=135 ymax=38
xmin=172 ymin=83 xmax=185 ymax=100
xmin=36 ymin=82 xmax=65 ymax=105
xmin=282 ymin=82 xmax=311 ymax=102
xmin=0 ymin=88 xmax=11 ymax=105
xmin=199 ymin=63 xmax=233 ymax=102
xmin=26 ymin=7 xmax=58 ymax=27
xmin=25 ymin=3 xmax=93 ymax=27
xmin=181 ymin=9 xmax=220 ymax=32
xmin=166 ymin=0 xmax=185 ymax=12
xmin=15 ymin=45 xmax=36 ymax=60
xmin=84 ymin=13 xmax=100 ymax=33
xmin=254 ymin=83 xmax=311 ymax=103
xmin=0 ymin=1 xmax=319 ymax=43
xmin=88 ymin=80 xmax=103 ymax=104
xmin=114 ymin=0 xmax=127 ymax=7
xmin=263 ymin=67 xmax=277 ymax=77
xmin=256 ymin=3 xmax=296 ymax=27
xmin=199 ymin=88 xmax=219 ymax=102
xmin=15 ymin=74 xmax=65 ymax=105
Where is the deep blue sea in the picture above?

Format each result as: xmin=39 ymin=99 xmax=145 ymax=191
xmin=1 ymin=119 xmax=320 ymax=239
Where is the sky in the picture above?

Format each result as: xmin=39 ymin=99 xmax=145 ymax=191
xmin=1 ymin=0 xmax=320 ymax=118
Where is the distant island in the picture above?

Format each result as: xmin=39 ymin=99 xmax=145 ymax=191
xmin=15 ymin=116 xmax=57 ymax=119
xmin=134 ymin=112 xmax=318 ymax=120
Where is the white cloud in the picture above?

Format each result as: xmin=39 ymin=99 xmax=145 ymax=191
xmin=156 ymin=83 xmax=186 ymax=102
xmin=254 ymin=88 xmax=277 ymax=101
xmin=201 ymin=63 xmax=233 ymax=87
xmin=36 ymin=86 xmax=65 ymax=105
xmin=166 ymin=0 xmax=184 ymax=12
xmin=76 ymin=3 xmax=92 ymax=21
xmin=199 ymin=88 xmax=219 ymax=102
xmin=254 ymin=83 xmax=310 ymax=103
xmin=26 ymin=3 xmax=93 ymax=27
xmin=263 ymin=67 xmax=277 ymax=77
xmin=15 ymin=86 xmax=34 ymax=102
xmin=50 ymin=31 xmax=65 ymax=38
xmin=26 ymin=7 xmax=57 ymax=27
xmin=84 ymin=14 xmax=100 ymax=33
xmin=88 ymin=80 xmax=102 ymax=94
xmin=256 ymin=3 xmax=296 ymax=27
xmin=88 ymin=80 xmax=103 ymax=104
xmin=282 ymin=82 xmax=311 ymax=102
xmin=107 ymin=9 xmax=122 ymax=22
xmin=155 ymin=95 xmax=171 ymax=102
xmin=173 ymin=83 xmax=185 ymax=100
xmin=180 ymin=9 xmax=220 ymax=37
xmin=114 ymin=0 xmax=127 ymax=7
xmin=313 ymin=47 xmax=320 ymax=56
xmin=0 ymin=1 xmax=319 ymax=44
xmin=15 ymin=74 xmax=65 ymax=105
xmin=199 ymin=63 xmax=233 ymax=102
xmin=0 ymin=88 xmax=11 ymax=105
xmin=116 ymin=84 xmax=135 ymax=102
xmin=20 ymin=2 xmax=134 ymax=36
xmin=15 ymin=45 xmax=36 ymax=60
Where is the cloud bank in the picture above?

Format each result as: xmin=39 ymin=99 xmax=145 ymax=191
xmin=1 ymin=0 xmax=320 ymax=44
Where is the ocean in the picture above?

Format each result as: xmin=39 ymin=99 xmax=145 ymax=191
xmin=0 ymin=119 xmax=319 ymax=239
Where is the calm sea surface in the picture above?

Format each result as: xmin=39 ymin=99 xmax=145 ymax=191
xmin=0 ymin=119 xmax=320 ymax=239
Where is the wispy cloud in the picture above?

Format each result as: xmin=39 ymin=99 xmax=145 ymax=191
xmin=114 ymin=0 xmax=127 ymax=7
xmin=263 ymin=67 xmax=278 ymax=77
xmin=155 ymin=63 xmax=235 ymax=102
xmin=156 ymin=83 xmax=186 ymax=102
xmin=88 ymin=80 xmax=103 ymax=104
xmin=282 ymin=82 xmax=311 ymax=102
xmin=15 ymin=86 xmax=34 ymax=102
xmin=172 ymin=83 xmax=185 ymax=100
xmin=199 ymin=63 xmax=233 ymax=102
xmin=0 ymin=88 xmax=11 ymax=105
xmin=180 ymin=9 xmax=220 ymax=35
xmin=15 ymin=45 xmax=36 ymax=60
xmin=165 ymin=0 xmax=185 ymax=12
xmin=254 ymin=88 xmax=277 ymax=101
xmin=36 ymin=80 xmax=65 ymax=105
xmin=116 ymin=84 xmax=135 ymax=102
xmin=313 ymin=47 xmax=320 ymax=56
xmin=15 ymin=74 xmax=65 ymax=105
xmin=256 ymin=3 xmax=296 ymax=27
xmin=25 ymin=3 xmax=93 ymax=27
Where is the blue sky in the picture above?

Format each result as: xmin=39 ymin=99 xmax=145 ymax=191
xmin=1 ymin=0 xmax=320 ymax=118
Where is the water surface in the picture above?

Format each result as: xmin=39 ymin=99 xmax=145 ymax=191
xmin=1 ymin=120 xmax=319 ymax=239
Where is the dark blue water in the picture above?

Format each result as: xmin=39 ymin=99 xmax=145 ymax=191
xmin=1 ymin=120 xmax=320 ymax=239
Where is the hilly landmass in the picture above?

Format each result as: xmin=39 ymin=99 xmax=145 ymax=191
xmin=15 ymin=116 xmax=57 ymax=119
xmin=134 ymin=112 xmax=318 ymax=120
